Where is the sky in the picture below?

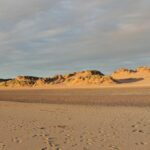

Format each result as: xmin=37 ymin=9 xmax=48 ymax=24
xmin=0 ymin=0 xmax=150 ymax=78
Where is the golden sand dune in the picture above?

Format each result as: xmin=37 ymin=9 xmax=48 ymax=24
xmin=111 ymin=66 xmax=150 ymax=86
xmin=112 ymin=66 xmax=150 ymax=78
xmin=63 ymin=70 xmax=116 ymax=85
xmin=0 ymin=70 xmax=117 ymax=87
xmin=0 ymin=66 xmax=149 ymax=88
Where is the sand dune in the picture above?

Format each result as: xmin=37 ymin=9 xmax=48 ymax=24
xmin=0 ymin=66 xmax=149 ymax=88
xmin=0 ymin=70 xmax=117 ymax=88
xmin=111 ymin=66 xmax=150 ymax=86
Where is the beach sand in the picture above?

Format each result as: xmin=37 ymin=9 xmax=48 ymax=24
xmin=0 ymin=88 xmax=150 ymax=150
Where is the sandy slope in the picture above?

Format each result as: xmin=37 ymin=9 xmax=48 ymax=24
xmin=111 ymin=67 xmax=150 ymax=87
xmin=0 ymin=101 xmax=150 ymax=150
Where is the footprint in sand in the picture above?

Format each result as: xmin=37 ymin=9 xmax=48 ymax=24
xmin=131 ymin=125 xmax=136 ymax=128
xmin=135 ymin=142 xmax=147 ymax=146
xmin=41 ymin=147 xmax=47 ymax=150
xmin=40 ymin=127 xmax=46 ymax=130
xmin=138 ymin=130 xmax=144 ymax=133
xmin=83 ymin=147 xmax=89 ymax=150
xmin=132 ymin=128 xmax=144 ymax=133
xmin=12 ymin=137 xmax=22 ymax=143
xmin=86 ymin=138 xmax=94 ymax=146
xmin=46 ymin=137 xmax=61 ymax=150
xmin=0 ymin=142 xmax=6 ymax=150
xmin=109 ymin=145 xmax=120 ymax=150
xmin=132 ymin=129 xmax=137 ymax=132
xmin=32 ymin=134 xmax=38 ymax=138
xmin=136 ymin=121 xmax=141 ymax=125
xmin=71 ymin=143 xmax=78 ymax=147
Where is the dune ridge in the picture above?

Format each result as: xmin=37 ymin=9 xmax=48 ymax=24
xmin=0 ymin=66 xmax=150 ymax=87
xmin=111 ymin=66 xmax=150 ymax=85
xmin=112 ymin=66 xmax=150 ymax=78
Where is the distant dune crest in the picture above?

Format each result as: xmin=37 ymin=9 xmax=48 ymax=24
xmin=112 ymin=66 xmax=150 ymax=78
xmin=112 ymin=66 xmax=150 ymax=76
xmin=0 ymin=66 xmax=150 ymax=87
xmin=136 ymin=66 xmax=150 ymax=73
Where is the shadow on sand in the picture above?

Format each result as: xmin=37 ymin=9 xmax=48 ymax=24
xmin=117 ymin=78 xmax=144 ymax=84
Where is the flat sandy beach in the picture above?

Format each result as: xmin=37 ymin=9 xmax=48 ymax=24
xmin=0 ymin=87 xmax=150 ymax=106
xmin=0 ymin=87 xmax=150 ymax=150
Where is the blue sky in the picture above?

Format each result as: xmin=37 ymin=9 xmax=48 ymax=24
xmin=0 ymin=0 xmax=150 ymax=77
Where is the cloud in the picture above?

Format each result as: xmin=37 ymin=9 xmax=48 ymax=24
xmin=0 ymin=0 xmax=149 ymax=77
xmin=0 ymin=0 xmax=57 ymax=22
